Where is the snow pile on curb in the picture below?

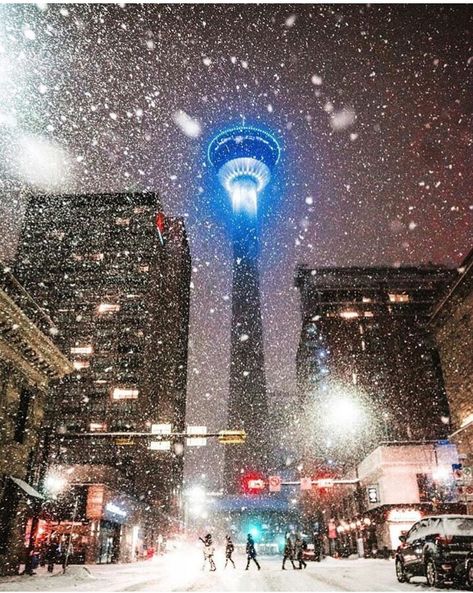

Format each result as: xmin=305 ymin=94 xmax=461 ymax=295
xmin=0 ymin=566 xmax=95 ymax=592
xmin=53 ymin=566 xmax=93 ymax=580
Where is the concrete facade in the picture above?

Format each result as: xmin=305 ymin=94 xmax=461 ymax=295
xmin=0 ymin=267 xmax=72 ymax=575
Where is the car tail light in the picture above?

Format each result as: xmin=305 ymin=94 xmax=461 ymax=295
xmin=436 ymin=536 xmax=453 ymax=546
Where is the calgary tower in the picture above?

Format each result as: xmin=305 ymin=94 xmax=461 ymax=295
xmin=208 ymin=126 xmax=281 ymax=493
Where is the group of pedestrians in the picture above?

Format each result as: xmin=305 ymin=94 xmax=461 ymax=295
xmin=282 ymin=535 xmax=307 ymax=570
xmin=199 ymin=533 xmax=261 ymax=571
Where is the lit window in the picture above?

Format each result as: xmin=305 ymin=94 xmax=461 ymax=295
xmin=138 ymin=264 xmax=149 ymax=273
xmin=70 ymin=345 xmax=93 ymax=355
xmin=112 ymin=387 xmax=139 ymax=400
xmin=90 ymin=422 xmax=107 ymax=432
xmin=73 ymin=360 xmax=90 ymax=370
xmin=361 ymin=339 xmax=366 ymax=351
xmin=89 ymin=253 xmax=104 ymax=261
xmin=97 ymin=303 xmax=120 ymax=314
xmin=340 ymin=310 xmax=359 ymax=319
xmin=388 ymin=293 xmax=410 ymax=303
xmin=115 ymin=217 xmax=130 ymax=226
xmin=364 ymin=311 xmax=374 ymax=318
xmin=362 ymin=297 xmax=372 ymax=303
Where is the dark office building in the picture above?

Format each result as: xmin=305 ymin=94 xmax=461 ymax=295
xmin=295 ymin=265 xmax=455 ymax=463
xmin=14 ymin=193 xmax=191 ymax=544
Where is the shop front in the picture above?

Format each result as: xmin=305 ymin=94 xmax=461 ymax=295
xmin=29 ymin=483 xmax=146 ymax=565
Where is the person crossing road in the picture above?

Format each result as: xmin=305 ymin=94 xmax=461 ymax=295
xmin=282 ymin=536 xmax=297 ymax=570
xmin=199 ymin=533 xmax=216 ymax=571
xmin=224 ymin=535 xmax=236 ymax=569
xmin=245 ymin=534 xmax=261 ymax=570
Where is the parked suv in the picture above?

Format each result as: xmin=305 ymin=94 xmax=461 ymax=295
xmin=395 ymin=515 xmax=473 ymax=587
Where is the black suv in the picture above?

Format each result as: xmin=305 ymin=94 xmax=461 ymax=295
xmin=395 ymin=515 xmax=473 ymax=587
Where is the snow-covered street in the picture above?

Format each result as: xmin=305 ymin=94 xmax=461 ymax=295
xmin=0 ymin=552 xmax=459 ymax=592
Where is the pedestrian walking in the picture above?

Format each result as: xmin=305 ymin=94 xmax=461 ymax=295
xmin=224 ymin=535 xmax=236 ymax=569
xmin=295 ymin=536 xmax=307 ymax=569
xmin=245 ymin=534 xmax=261 ymax=570
xmin=282 ymin=536 xmax=297 ymax=570
xmin=199 ymin=533 xmax=216 ymax=571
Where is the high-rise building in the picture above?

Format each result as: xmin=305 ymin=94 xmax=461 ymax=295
xmin=208 ymin=126 xmax=280 ymax=492
xmin=295 ymin=265 xmax=455 ymax=464
xmin=14 ymin=192 xmax=191 ymax=555
xmin=430 ymin=249 xmax=473 ymax=508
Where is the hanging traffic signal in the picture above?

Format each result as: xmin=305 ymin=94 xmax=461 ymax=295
xmin=241 ymin=472 xmax=266 ymax=494
xmin=217 ymin=430 xmax=246 ymax=444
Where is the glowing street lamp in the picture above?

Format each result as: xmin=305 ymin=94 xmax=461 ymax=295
xmin=44 ymin=473 xmax=67 ymax=497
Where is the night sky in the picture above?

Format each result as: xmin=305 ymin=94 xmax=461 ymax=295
xmin=0 ymin=4 xmax=472 ymax=489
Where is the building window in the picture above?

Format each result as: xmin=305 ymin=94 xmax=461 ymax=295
xmin=362 ymin=297 xmax=372 ymax=303
xmin=388 ymin=293 xmax=410 ymax=303
xmin=340 ymin=310 xmax=359 ymax=319
xmin=89 ymin=253 xmax=104 ymax=262
xmin=97 ymin=303 xmax=120 ymax=314
xmin=73 ymin=360 xmax=90 ymax=370
xmin=364 ymin=311 xmax=374 ymax=318
xmin=115 ymin=217 xmax=130 ymax=226
xmin=14 ymin=389 xmax=32 ymax=444
xmin=70 ymin=345 xmax=93 ymax=355
xmin=90 ymin=422 xmax=107 ymax=432
xmin=111 ymin=387 xmax=139 ymax=400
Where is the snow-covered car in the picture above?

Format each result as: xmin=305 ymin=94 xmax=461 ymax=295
xmin=395 ymin=515 xmax=473 ymax=587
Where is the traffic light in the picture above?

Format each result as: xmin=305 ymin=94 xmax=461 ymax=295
xmin=242 ymin=472 xmax=266 ymax=494
xmin=217 ymin=430 xmax=246 ymax=444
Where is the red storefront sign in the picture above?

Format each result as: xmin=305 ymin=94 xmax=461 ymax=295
xmin=86 ymin=485 xmax=105 ymax=520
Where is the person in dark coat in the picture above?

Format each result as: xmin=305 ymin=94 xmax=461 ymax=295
xmin=45 ymin=539 xmax=60 ymax=573
xmin=199 ymin=533 xmax=216 ymax=571
xmin=245 ymin=534 xmax=261 ymax=570
xmin=282 ymin=536 xmax=296 ymax=570
xmin=224 ymin=535 xmax=236 ymax=569
xmin=295 ymin=536 xmax=307 ymax=569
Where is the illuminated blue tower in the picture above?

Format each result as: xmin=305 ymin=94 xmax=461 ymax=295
xmin=209 ymin=127 xmax=280 ymax=493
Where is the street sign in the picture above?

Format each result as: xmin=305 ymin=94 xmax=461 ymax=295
xmin=114 ymin=437 xmax=134 ymax=446
xmin=247 ymin=478 xmax=265 ymax=491
xmin=268 ymin=475 xmax=282 ymax=492
xmin=300 ymin=477 xmax=312 ymax=491
xmin=151 ymin=423 xmax=172 ymax=435
xmin=316 ymin=479 xmax=334 ymax=489
xmin=186 ymin=425 xmax=207 ymax=447
xmin=217 ymin=430 xmax=246 ymax=444
xmin=367 ymin=484 xmax=379 ymax=504
xmin=149 ymin=440 xmax=171 ymax=451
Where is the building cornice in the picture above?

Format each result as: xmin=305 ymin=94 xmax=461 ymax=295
xmin=0 ymin=289 xmax=73 ymax=380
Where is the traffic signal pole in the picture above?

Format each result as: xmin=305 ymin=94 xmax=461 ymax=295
xmin=58 ymin=429 xmax=246 ymax=443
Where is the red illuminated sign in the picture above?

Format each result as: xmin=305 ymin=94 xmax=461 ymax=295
xmin=241 ymin=472 xmax=266 ymax=495
xmin=155 ymin=212 xmax=166 ymax=245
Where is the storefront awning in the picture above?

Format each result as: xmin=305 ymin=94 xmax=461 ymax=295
xmin=10 ymin=476 xmax=44 ymax=499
